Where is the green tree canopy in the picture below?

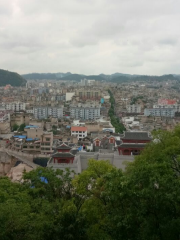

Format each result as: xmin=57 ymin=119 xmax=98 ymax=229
xmin=1 ymin=127 xmax=180 ymax=239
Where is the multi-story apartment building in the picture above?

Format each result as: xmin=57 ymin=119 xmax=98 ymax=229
xmin=2 ymin=102 xmax=26 ymax=111
xmin=76 ymin=89 xmax=101 ymax=100
xmin=153 ymin=104 xmax=180 ymax=112
xmin=33 ymin=106 xmax=63 ymax=119
xmin=12 ymin=126 xmax=53 ymax=154
xmin=10 ymin=112 xmax=30 ymax=127
xmin=24 ymin=125 xmax=43 ymax=139
xmin=126 ymin=104 xmax=141 ymax=113
xmin=70 ymin=103 xmax=101 ymax=120
xmin=144 ymin=108 xmax=176 ymax=118
xmin=40 ymin=132 xmax=53 ymax=154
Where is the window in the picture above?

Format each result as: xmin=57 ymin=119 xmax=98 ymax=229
xmin=46 ymin=138 xmax=50 ymax=141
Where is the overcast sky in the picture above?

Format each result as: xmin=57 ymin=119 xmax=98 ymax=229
xmin=0 ymin=0 xmax=180 ymax=75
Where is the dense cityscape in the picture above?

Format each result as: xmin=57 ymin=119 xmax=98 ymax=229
xmin=1 ymin=0 xmax=180 ymax=239
xmin=0 ymin=73 xmax=179 ymax=177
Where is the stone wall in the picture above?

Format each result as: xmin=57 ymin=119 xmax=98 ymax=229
xmin=0 ymin=151 xmax=16 ymax=176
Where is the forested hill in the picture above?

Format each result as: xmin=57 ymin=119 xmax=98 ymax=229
xmin=0 ymin=69 xmax=26 ymax=86
xmin=22 ymin=72 xmax=105 ymax=81
xmin=22 ymin=71 xmax=180 ymax=82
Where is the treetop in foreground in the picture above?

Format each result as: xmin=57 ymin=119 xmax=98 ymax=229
xmin=1 ymin=127 xmax=180 ymax=239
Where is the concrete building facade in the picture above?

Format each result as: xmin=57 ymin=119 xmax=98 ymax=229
xmin=70 ymin=103 xmax=101 ymax=120
xmin=126 ymin=104 xmax=141 ymax=113
xmin=33 ymin=106 xmax=63 ymax=119
xmin=144 ymin=108 xmax=176 ymax=118
xmin=71 ymin=126 xmax=88 ymax=140
xmin=2 ymin=102 xmax=26 ymax=111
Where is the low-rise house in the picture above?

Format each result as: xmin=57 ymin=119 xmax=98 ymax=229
xmin=71 ymin=126 xmax=87 ymax=140
xmin=93 ymin=135 xmax=116 ymax=151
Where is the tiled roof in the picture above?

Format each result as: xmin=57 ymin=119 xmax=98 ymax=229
xmin=52 ymin=152 xmax=74 ymax=158
xmin=121 ymin=132 xmax=151 ymax=140
xmin=57 ymin=144 xmax=71 ymax=150
xmin=71 ymin=126 xmax=87 ymax=131
xmin=119 ymin=143 xmax=146 ymax=148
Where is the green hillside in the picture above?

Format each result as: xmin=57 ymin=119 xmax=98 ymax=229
xmin=0 ymin=69 xmax=26 ymax=86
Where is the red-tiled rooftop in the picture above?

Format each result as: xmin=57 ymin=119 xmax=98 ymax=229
xmin=71 ymin=126 xmax=87 ymax=131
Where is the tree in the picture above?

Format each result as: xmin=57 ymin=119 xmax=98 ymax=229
xmin=108 ymin=89 xmax=126 ymax=133
xmin=2 ymin=128 xmax=180 ymax=240
xmin=19 ymin=123 xmax=26 ymax=131
xmin=0 ymin=169 xmax=88 ymax=240
xmin=100 ymin=127 xmax=180 ymax=240
xmin=73 ymin=160 xmax=116 ymax=239
xmin=12 ymin=123 xmax=19 ymax=131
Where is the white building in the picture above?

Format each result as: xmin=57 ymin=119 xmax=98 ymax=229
xmin=126 ymin=104 xmax=141 ymax=113
xmin=144 ymin=108 xmax=175 ymax=118
xmin=122 ymin=117 xmax=140 ymax=130
xmin=71 ymin=126 xmax=88 ymax=140
xmin=153 ymin=104 xmax=180 ymax=112
xmin=26 ymin=109 xmax=34 ymax=114
xmin=2 ymin=102 xmax=26 ymax=111
xmin=66 ymin=92 xmax=75 ymax=101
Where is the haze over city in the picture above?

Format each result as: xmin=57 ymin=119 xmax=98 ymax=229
xmin=0 ymin=0 xmax=180 ymax=75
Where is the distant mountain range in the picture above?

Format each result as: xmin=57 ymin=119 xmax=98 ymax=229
xmin=22 ymin=72 xmax=180 ymax=83
xmin=0 ymin=69 xmax=26 ymax=87
xmin=0 ymin=69 xmax=179 ymax=87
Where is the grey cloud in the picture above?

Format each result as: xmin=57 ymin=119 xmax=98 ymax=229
xmin=0 ymin=0 xmax=180 ymax=75
xmin=158 ymin=38 xmax=178 ymax=46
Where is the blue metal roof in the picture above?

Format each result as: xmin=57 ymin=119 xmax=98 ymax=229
xmin=14 ymin=135 xmax=26 ymax=139
xmin=26 ymin=138 xmax=33 ymax=141
xmin=25 ymin=125 xmax=39 ymax=129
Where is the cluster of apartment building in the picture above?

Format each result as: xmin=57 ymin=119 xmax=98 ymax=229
xmin=1 ymin=77 xmax=180 ymax=179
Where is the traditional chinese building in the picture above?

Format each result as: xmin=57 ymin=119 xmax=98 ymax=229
xmin=118 ymin=132 xmax=151 ymax=156
xmin=52 ymin=143 xmax=75 ymax=164
xmin=121 ymin=132 xmax=151 ymax=143
xmin=93 ymin=135 xmax=116 ymax=151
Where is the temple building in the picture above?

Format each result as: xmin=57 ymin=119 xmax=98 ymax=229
xmin=118 ymin=132 xmax=151 ymax=156
xmin=52 ymin=143 xmax=75 ymax=164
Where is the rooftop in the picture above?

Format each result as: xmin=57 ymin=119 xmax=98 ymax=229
xmin=52 ymin=152 xmax=75 ymax=158
xmin=71 ymin=126 xmax=87 ymax=131
xmin=121 ymin=131 xmax=151 ymax=140
xmin=119 ymin=143 xmax=146 ymax=148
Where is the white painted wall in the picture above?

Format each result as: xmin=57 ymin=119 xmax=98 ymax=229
xmin=66 ymin=92 xmax=75 ymax=101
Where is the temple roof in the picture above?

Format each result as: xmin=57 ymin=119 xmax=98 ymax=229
xmin=52 ymin=152 xmax=75 ymax=158
xmin=121 ymin=132 xmax=151 ymax=140
xmin=119 ymin=143 xmax=146 ymax=148
xmin=56 ymin=144 xmax=71 ymax=150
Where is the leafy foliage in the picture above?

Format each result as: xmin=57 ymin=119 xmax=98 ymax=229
xmin=19 ymin=123 xmax=26 ymax=131
xmin=12 ymin=123 xmax=19 ymax=131
xmin=2 ymin=127 xmax=180 ymax=239
xmin=0 ymin=69 xmax=26 ymax=86
xmin=108 ymin=89 xmax=126 ymax=133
